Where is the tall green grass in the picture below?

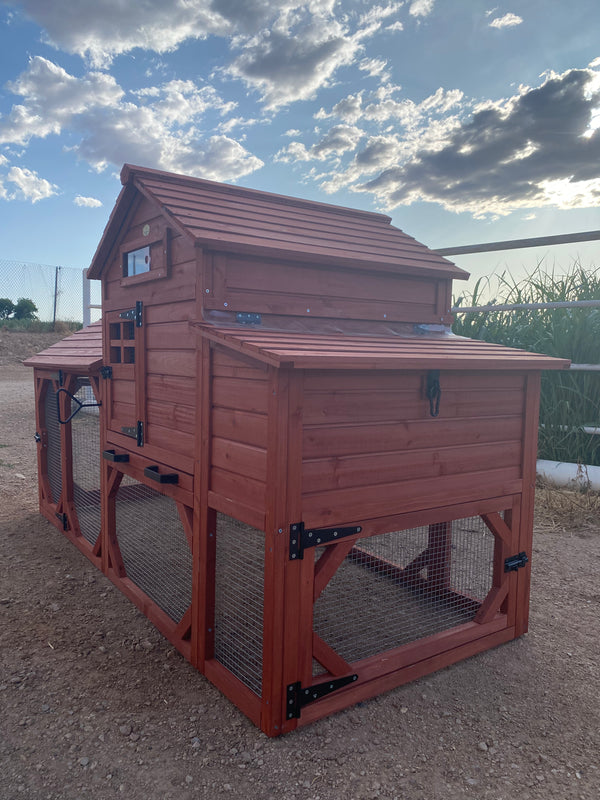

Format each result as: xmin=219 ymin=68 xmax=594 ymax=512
xmin=453 ymin=262 xmax=600 ymax=466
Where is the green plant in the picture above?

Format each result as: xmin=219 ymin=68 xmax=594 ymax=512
xmin=453 ymin=261 xmax=600 ymax=466
xmin=13 ymin=297 xmax=38 ymax=320
xmin=0 ymin=298 xmax=15 ymax=319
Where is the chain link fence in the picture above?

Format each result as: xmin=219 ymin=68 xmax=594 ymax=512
xmin=0 ymin=259 xmax=101 ymax=326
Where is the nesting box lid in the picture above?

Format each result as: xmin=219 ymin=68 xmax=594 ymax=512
xmin=23 ymin=321 xmax=103 ymax=372
xmin=194 ymin=324 xmax=570 ymax=371
xmin=88 ymin=165 xmax=468 ymax=282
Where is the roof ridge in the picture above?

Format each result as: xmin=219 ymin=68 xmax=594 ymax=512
xmin=121 ymin=163 xmax=394 ymax=225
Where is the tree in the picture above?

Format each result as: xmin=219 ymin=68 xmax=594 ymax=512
xmin=0 ymin=298 xmax=15 ymax=319
xmin=13 ymin=297 xmax=38 ymax=320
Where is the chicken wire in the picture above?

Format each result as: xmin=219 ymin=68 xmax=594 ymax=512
xmin=313 ymin=516 xmax=495 ymax=668
xmin=115 ymin=475 xmax=192 ymax=624
xmin=43 ymin=382 xmax=62 ymax=505
xmin=71 ymin=379 xmax=101 ymax=546
xmin=214 ymin=514 xmax=265 ymax=697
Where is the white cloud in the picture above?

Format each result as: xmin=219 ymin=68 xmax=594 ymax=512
xmin=315 ymin=92 xmax=365 ymax=123
xmin=0 ymin=154 xmax=8 ymax=166
xmin=0 ymin=57 xmax=123 ymax=146
xmin=7 ymin=0 xmax=341 ymax=66
xmin=359 ymin=58 xmax=390 ymax=80
xmin=217 ymin=115 xmax=266 ymax=134
xmin=386 ymin=21 xmax=404 ymax=31
xmin=8 ymin=0 xmax=232 ymax=67
xmin=6 ymin=166 xmax=59 ymax=202
xmin=0 ymin=57 xmax=262 ymax=182
xmin=359 ymin=3 xmax=403 ymax=26
xmin=74 ymin=195 xmax=102 ymax=207
xmin=489 ymin=12 xmax=523 ymax=29
xmin=276 ymin=124 xmax=364 ymax=162
xmin=409 ymin=0 xmax=435 ymax=18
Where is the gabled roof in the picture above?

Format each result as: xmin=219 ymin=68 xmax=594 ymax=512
xmin=194 ymin=324 xmax=570 ymax=371
xmin=88 ymin=164 xmax=468 ymax=281
xmin=23 ymin=321 xmax=103 ymax=372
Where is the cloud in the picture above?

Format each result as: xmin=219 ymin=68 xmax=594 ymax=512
xmin=7 ymin=0 xmax=339 ymax=66
xmin=359 ymin=58 xmax=390 ymax=80
xmin=0 ymin=57 xmax=262 ymax=182
xmin=6 ymin=166 xmax=59 ymax=202
xmin=224 ymin=17 xmax=362 ymax=109
xmin=285 ymin=66 xmax=600 ymax=219
xmin=222 ymin=1 xmax=398 ymax=109
xmin=74 ymin=195 xmax=102 ymax=207
xmin=489 ymin=12 xmax=523 ymax=29
xmin=0 ymin=57 xmax=123 ymax=145
xmin=357 ymin=68 xmax=600 ymax=217
xmin=8 ymin=0 xmax=232 ymax=67
xmin=276 ymin=124 xmax=364 ymax=162
xmin=409 ymin=0 xmax=435 ymax=18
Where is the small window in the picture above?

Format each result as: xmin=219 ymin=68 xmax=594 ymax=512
xmin=124 ymin=246 xmax=150 ymax=277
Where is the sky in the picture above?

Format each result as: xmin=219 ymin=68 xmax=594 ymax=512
xmin=1 ymin=0 xmax=600 ymax=297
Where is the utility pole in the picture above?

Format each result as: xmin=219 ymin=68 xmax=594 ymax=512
xmin=52 ymin=266 xmax=60 ymax=331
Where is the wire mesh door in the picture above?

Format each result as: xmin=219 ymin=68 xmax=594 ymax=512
xmin=43 ymin=381 xmax=62 ymax=505
xmin=311 ymin=515 xmax=502 ymax=678
xmin=114 ymin=475 xmax=192 ymax=625
xmin=213 ymin=513 xmax=265 ymax=697
xmin=71 ymin=378 xmax=101 ymax=546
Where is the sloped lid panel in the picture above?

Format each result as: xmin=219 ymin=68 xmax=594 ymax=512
xmin=23 ymin=321 xmax=103 ymax=372
xmin=195 ymin=325 xmax=570 ymax=371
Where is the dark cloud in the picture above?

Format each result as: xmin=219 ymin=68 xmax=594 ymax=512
xmin=361 ymin=68 xmax=600 ymax=214
xmin=225 ymin=22 xmax=360 ymax=109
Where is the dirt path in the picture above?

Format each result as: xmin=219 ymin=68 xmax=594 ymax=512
xmin=1 ymin=351 xmax=599 ymax=800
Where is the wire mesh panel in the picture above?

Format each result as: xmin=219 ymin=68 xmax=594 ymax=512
xmin=115 ymin=475 xmax=192 ymax=624
xmin=71 ymin=379 xmax=101 ymax=545
xmin=313 ymin=516 xmax=495 ymax=667
xmin=43 ymin=382 xmax=62 ymax=505
xmin=214 ymin=514 xmax=265 ymax=697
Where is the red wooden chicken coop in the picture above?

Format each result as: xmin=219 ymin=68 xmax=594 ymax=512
xmin=28 ymin=165 xmax=568 ymax=735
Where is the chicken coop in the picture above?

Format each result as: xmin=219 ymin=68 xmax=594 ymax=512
xmin=28 ymin=165 xmax=568 ymax=736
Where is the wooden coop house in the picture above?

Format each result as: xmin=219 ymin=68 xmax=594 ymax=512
xmin=28 ymin=165 xmax=568 ymax=736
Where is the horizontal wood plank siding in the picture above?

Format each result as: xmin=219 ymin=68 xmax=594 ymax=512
xmin=302 ymin=370 xmax=527 ymax=528
xmin=209 ymin=347 xmax=269 ymax=526
xmin=209 ymin=253 xmax=447 ymax=324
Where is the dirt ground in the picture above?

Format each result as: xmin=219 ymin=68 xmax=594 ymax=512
xmin=1 ymin=332 xmax=599 ymax=800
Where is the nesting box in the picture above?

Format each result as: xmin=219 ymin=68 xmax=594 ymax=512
xmin=28 ymin=165 xmax=568 ymax=735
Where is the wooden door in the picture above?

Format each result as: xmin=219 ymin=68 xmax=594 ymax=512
xmin=105 ymin=302 xmax=146 ymax=447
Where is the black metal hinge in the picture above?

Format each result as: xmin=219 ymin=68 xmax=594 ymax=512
xmin=101 ymin=366 xmax=113 ymax=379
xmin=287 ymin=674 xmax=358 ymax=720
xmin=120 ymin=300 xmax=143 ymax=327
xmin=289 ymin=522 xmax=362 ymax=560
xmin=55 ymin=512 xmax=68 ymax=531
xmin=504 ymin=552 xmax=529 ymax=572
xmin=426 ymin=370 xmax=441 ymax=417
xmin=120 ymin=420 xmax=144 ymax=446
